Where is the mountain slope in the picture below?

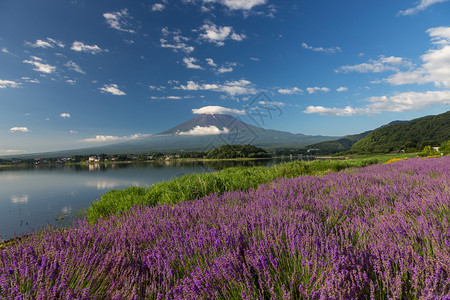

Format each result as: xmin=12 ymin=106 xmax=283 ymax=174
xmin=303 ymin=130 xmax=372 ymax=155
xmin=349 ymin=111 xmax=450 ymax=153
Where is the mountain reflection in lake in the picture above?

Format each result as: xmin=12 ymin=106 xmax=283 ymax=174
xmin=0 ymin=158 xmax=300 ymax=241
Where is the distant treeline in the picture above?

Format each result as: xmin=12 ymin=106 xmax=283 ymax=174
xmin=205 ymin=145 xmax=272 ymax=159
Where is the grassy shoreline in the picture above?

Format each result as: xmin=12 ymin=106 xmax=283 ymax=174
xmin=87 ymin=153 xmax=416 ymax=223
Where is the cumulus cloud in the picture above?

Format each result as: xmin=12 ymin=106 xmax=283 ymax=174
xmin=398 ymin=0 xmax=449 ymax=16
xmin=183 ymin=57 xmax=203 ymax=69
xmin=304 ymin=90 xmax=450 ymax=116
xmin=216 ymin=0 xmax=266 ymax=10
xmin=152 ymin=3 xmax=165 ymax=11
xmin=306 ymin=87 xmax=330 ymax=94
xmin=277 ymin=87 xmax=302 ymax=94
xmin=386 ymin=26 xmax=450 ymax=88
xmin=192 ymin=105 xmax=245 ymax=115
xmin=178 ymin=125 xmax=230 ymax=136
xmin=217 ymin=66 xmax=233 ymax=73
xmin=99 ymin=84 xmax=126 ymax=96
xmin=206 ymin=58 xmax=217 ymax=67
xmin=0 ymin=79 xmax=21 ymax=89
xmin=160 ymin=28 xmax=194 ymax=53
xmin=178 ymin=79 xmax=256 ymax=96
xmin=82 ymin=133 xmax=150 ymax=143
xmin=337 ymin=55 xmax=413 ymax=73
xmin=302 ymin=42 xmax=341 ymax=54
xmin=0 ymin=149 xmax=26 ymax=155
xmin=337 ymin=86 xmax=348 ymax=92
xmin=65 ymin=60 xmax=85 ymax=74
xmin=10 ymin=127 xmax=30 ymax=133
xmin=71 ymin=41 xmax=107 ymax=54
xmin=60 ymin=113 xmax=71 ymax=118
xmin=22 ymin=56 xmax=56 ymax=74
xmin=25 ymin=38 xmax=65 ymax=48
xmin=199 ymin=23 xmax=246 ymax=46
xmin=103 ymin=9 xmax=135 ymax=33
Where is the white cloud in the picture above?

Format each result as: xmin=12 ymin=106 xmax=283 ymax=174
xmin=398 ymin=0 xmax=449 ymax=16
xmin=250 ymin=57 xmax=260 ymax=61
xmin=178 ymin=79 xmax=256 ymax=96
xmin=152 ymin=3 xmax=165 ymax=11
xmin=192 ymin=105 xmax=245 ymax=115
xmin=22 ymin=56 xmax=56 ymax=74
xmin=199 ymin=23 xmax=246 ymax=46
xmin=306 ymin=87 xmax=330 ymax=94
xmin=25 ymin=38 xmax=65 ymax=49
xmin=337 ymin=55 xmax=412 ymax=73
xmin=178 ymin=125 xmax=230 ymax=136
xmin=60 ymin=113 xmax=71 ymax=118
xmin=183 ymin=57 xmax=203 ymax=69
xmin=337 ymin=86 xmax=348 ymax=92
xmin=302 ymin=42 xmax=341 ymax=54
xmin=277 ymin=87 xmax=302 ymax=94
xmin=21 ymin=77 xmax=40 ymax=84
xmin=258 ymin=100 xmax=285 ymax=107
xmin=304 ymin=106 xmax=364 ymax=116
xmin=386 ymin=27 xmax=450 ymax=88
xmin=150 ymin=96 xmax=184 ymax=100
xmin=304 ymin=90 xmax=450 ymax=116
xmin=0 ymin=149 xmax=26 ymax=154
xmin=0 ymin=79 xmax=21 ymax=89
xmin=206 ymin=58 xmax=217 ymax=67
xmin=215 ymin=0 xmax=266 ymax=10
xmin=10 ymin=127 xmax=30 ymax=133
xmin=82 ymin=133 xmax=150 ymax=143
xmin=71 ymin=41 xmax=106 ymax=54
xmin=64 ymin=60 xmax=85 ymax=74
xmin=160 ymin=28 xmax=194 ymax=53
xmin=99 ymin=84 xmax=126 ymax=96
xmin=70 ymin=130 xmax=78 ymax=134
xmin=217 ymin=66 xmax=233 ymax=73
xmin=103 ymin=9 xmax=135 ymax=33
xmin=66 ymin=79 xmax=76 ymax=85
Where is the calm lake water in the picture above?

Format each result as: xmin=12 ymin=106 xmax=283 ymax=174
xmin=0 ymin=158 xmax=298 ymax=241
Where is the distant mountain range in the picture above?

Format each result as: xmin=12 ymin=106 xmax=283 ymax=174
xmin=4 ymin=111 xmax=448 ymax=159
xmin=3 ymin=114 xmax=340 ymax=158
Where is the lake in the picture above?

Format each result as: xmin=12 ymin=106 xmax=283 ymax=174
xmin=0 ymin=158 xmax=301 ymax=242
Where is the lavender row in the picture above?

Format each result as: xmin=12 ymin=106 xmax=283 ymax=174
xmin=1 ymin=156 xmax=449 ymax=299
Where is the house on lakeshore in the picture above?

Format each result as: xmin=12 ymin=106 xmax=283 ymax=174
xmin=88 ymin=156 xmax=100 ymax=162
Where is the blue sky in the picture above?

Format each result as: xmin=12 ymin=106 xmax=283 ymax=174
xmin=1 ymin=0 xmax=449 ymax=155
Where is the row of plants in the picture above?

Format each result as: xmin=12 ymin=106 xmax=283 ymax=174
xmin=1 ymin=156 xmax=448 ymax=298
xmin=86 ymin=154 xmax=415 ymax=223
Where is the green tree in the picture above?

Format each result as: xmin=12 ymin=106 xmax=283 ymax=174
xmin=440 ymin=140 xmax=450 ymax=155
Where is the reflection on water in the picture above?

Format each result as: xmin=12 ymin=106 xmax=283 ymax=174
xmin=11 ymin=195 xmax=29 ymax=204
xmin=0 ymin=158 xmax=299 ymax=241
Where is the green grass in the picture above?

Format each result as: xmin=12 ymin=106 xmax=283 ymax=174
xmin=86 ymin=154 xmax=415 ymax=223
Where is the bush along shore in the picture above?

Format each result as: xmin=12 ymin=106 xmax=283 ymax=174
xmin=86 ymin=156 xmax=411 ymax=223
xmin=0 ymin=156 xmax=449 ymax=298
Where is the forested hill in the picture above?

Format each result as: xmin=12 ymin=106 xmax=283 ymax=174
xmin=303 ymin=130 xmax=372 ymax=155
xmin=349 ymin=111 xmax=450 ymax=153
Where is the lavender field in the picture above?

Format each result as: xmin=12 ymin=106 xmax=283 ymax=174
xmin=1 ymin=156 xmax=449 ymax=299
